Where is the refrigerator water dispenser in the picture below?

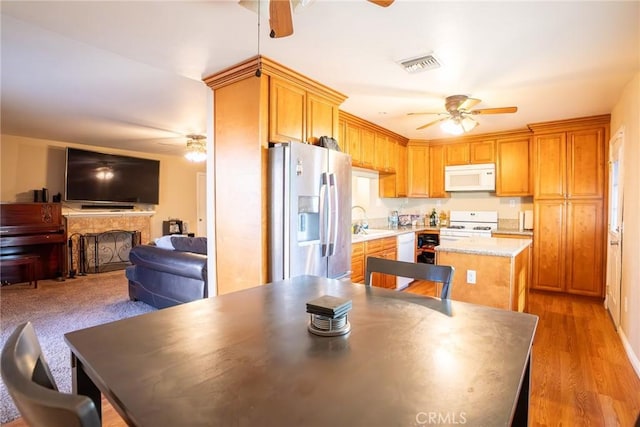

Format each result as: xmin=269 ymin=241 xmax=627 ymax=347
xmin=298 ymin=196 xmax=319 ymax=243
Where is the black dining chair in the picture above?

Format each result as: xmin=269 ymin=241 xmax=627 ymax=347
xmin=0 ymin=322 xmax=101 ymax=427
xmin=364 ymin=256 xmax=455 ymax=299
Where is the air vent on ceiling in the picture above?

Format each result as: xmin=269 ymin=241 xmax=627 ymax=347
xmin=398 ymin=54 xmax=441 ymax=74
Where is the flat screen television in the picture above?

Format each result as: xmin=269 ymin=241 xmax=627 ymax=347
xmin=65 ymin=147 xmax=160 ymax=205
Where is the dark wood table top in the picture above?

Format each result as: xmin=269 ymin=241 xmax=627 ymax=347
xmin=65 ymin=276 xmax=538 ymax=426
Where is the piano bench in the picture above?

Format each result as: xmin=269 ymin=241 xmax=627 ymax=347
xmin=0 ymin=254 xmax=40 ymax=289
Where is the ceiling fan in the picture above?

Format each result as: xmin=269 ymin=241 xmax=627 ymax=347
xmin=241 ymin=0 xmax=394 ymax=38
xmin=408 ymin=95 xmax=517 ymax=135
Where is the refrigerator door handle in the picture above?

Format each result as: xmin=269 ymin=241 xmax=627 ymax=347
xmin=328 ymin=173 xmax=339 ymax=256
xmin=319 ymin=172 xmax=329 ymax=257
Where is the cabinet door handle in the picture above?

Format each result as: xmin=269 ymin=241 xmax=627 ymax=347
xmin=610 ymin=240 xmax=619 ymax=245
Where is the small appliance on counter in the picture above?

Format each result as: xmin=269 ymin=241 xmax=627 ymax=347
xmin=519 ymin=210 xmax=534 ymax=231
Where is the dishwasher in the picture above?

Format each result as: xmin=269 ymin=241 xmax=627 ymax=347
xmin=396 ymin=232 xmax=416 ymax=290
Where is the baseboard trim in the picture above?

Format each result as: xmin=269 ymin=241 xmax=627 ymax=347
xmin=619 ymin=328 xmax=640 ymax=379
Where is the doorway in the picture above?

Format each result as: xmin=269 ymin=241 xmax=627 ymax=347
xmin=197 ymin=172 xmax=207 ymax=237
xmin=606 ymin=127 xmax=624 ymax=328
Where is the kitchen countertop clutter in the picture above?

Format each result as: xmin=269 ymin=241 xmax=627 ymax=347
xmin=351 ymin=223 xmax=532 ymax=243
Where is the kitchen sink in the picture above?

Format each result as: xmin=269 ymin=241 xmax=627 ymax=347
xmin=352 ymin=228 xmax=396 ymax=242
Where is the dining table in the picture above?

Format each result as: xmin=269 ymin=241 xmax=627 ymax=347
xmin=64 ymin=275 xmax=538 ymax=426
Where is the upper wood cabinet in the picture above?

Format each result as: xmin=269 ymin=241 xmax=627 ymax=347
xmin=269 ymin=78 xmax=306 ymax=143
xmin=339 ymin=111 xmax=408 ymax=187
xmin=533 ymin=123 xmax=606 ymax=200
xmin=396 ymin=143 xmax=407 ymax=197
xmin=496 ymin=135 xmax=532 ymax=196
xmin=445 ymin=140 xmax=495 ymax=165
xmin=429 ymin=144 xmax=448 ymax=198
xmin=407 ymin=145 xmax=429 ymax=197
xmin=379 ymin=142 xmax=406 ymax=198
xmin=343 ymin=122 xmax=359 ymax=165
xmin=360 ymin=128 xmax=376 ymax=168
xmin=307 ymin=92 xmax=339 ymax=145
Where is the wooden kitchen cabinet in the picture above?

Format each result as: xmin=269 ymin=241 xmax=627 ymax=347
xmin=270 ymin=78 xmax=340 ymax=145
xmin=429 ymin=144 xmax=449 ymax=198
xmin=407 ymin=144 xmax=429 ymax=197
xmin=345 ymin=122 xmax=362 ymax=166
xmin=351 ymin=241 xmax=365 ymax=284
xmin=374 ymin=133 xmax=388 ymax=172
xmin=396 ymin=143 xmax=407 ymax=197
xmin=269 ymin=78 xmax=306 ymax=143
xmin=496 ymin=135 xmax=532 ymax=196
xmin=365 ymin=237 xmax=397 ymax=289
xmin=530 ymin=115 xmax=609 ymax=296
xmin=533 ymin=126 xmax=605 ymax=199
xmin=306 ymin=92 xmax=339 ymax=145
xmin=445 ymin=140 xmax=495 ymax=165
xmin=532 ymin=199 xmax=604 ymax=296
xmin=361 ymin=128 xmax=376 ymax=168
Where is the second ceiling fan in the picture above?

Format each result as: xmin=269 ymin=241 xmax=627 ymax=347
xmin=409 ymin=95 xmax=517 ymax=134
xmin=267 ymin=0 xmax=394 ymax=38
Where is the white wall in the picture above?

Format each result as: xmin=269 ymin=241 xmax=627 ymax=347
xmin=0 ymin=135 xmax=205 ymax=240
xmin=611 ymin=72 xmax=640 ymax=374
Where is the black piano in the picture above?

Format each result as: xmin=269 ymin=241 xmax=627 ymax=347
xmin=1 ymin=203 xmax=66 ymax=283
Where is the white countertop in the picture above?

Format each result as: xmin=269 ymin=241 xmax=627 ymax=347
xmin=436 ymin=237 xmax=532 ymax=257
xmin=351 ymin=226 xmax=440 ymax=243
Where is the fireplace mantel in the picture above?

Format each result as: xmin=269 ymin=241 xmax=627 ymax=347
xmin=62 ymin=210 xmax=155 ymax=218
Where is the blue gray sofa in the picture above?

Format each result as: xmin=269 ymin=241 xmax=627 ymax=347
xmin=125 ymin=237 xmax=208 ymax=309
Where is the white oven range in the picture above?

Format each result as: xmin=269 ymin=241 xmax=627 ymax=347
xmin=439 ymin=211 xmax=498 ymax=242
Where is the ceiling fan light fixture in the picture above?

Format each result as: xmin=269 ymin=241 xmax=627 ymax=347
xmin=440 ymin=116 xmax=478 ymax=136
xmin=185 ymin=134 xmax=207 ymax=162
xmin=398 ymin=53 xmax=441 ymax=74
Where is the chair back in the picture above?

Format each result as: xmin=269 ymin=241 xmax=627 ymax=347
xmin=365 ymin=256 xmax=454 ymax=299
xmin=1 ymin=322 xmax=101 ymax=427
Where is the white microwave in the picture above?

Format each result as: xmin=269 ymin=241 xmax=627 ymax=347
xmin=444 ymin=163 xmax=496 ymax=192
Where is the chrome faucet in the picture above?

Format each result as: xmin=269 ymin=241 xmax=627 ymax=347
xmin=351 ymin=205 xmax=369 ymax=234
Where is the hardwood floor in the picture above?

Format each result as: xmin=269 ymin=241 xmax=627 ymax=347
xmin=4 ymin=283 xmax=640 ymax=426
xmin=405 ymin=281 xmax=640 ymax=426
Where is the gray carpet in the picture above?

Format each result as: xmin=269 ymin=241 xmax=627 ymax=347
xmin=0 ymin=271 xmax=156 ymax=424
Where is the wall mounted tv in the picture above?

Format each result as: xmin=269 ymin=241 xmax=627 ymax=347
xmin=65 ymin=147 xmax=160 ymax=205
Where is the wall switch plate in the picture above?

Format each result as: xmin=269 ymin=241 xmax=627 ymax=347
xmin=466 ymin=270 xmax=476 ymax=284
xmin=509 ymin=199 xmax=516 ymax=208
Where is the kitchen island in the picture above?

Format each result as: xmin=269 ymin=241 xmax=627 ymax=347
xmin=436 ymin=237 xmax=532 ymax=312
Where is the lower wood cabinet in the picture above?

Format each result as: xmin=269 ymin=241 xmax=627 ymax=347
xmin=532 ymin=199 xmax=604 ymax=296
xmin=351 ymin=237 xmax=397 ymax=288
xmin=351 ymin=242 xmax=365 ymax=284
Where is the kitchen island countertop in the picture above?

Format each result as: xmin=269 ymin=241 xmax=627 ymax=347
xmin=436 ymin=237 xmax=532 ymax=257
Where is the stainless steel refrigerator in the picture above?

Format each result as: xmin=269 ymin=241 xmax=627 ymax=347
xmin=269 ymin=141 xmax=352 ymax=281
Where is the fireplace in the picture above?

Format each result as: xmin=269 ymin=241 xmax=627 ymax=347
xmin=77 ymin=230 xmax=141 ymax=274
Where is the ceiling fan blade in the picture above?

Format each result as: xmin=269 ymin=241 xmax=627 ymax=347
xmin=471 ymin=106 xmax=518 ymax=115
xmin=459 ymin=97 xmax=481 ymax=111
xmin=407 ymin=112 xmax=446 ymax=116
xmin=416 ymin=117 xmax=447 ymax=130
xmin=368 ymin=0 xmax=395 ymax=7
xmin=269 ymin=0 xmax=294 ymax=38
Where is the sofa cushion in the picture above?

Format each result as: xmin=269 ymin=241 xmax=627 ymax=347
xmin=170 ymin=236 xmax=207 ymax=255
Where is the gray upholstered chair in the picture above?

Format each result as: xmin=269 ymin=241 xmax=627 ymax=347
xmin=0 ymin=322 xmax=101 ymax=427
xmin=364 ymin=256 xmax=455 ymax=299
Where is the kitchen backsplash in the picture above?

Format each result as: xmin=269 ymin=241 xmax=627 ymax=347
xmin=352 ymin=170 xmax=534 ymax=225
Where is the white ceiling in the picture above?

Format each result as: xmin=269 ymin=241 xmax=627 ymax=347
xmin=1 ymin=1 xmax=638 ymax=156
